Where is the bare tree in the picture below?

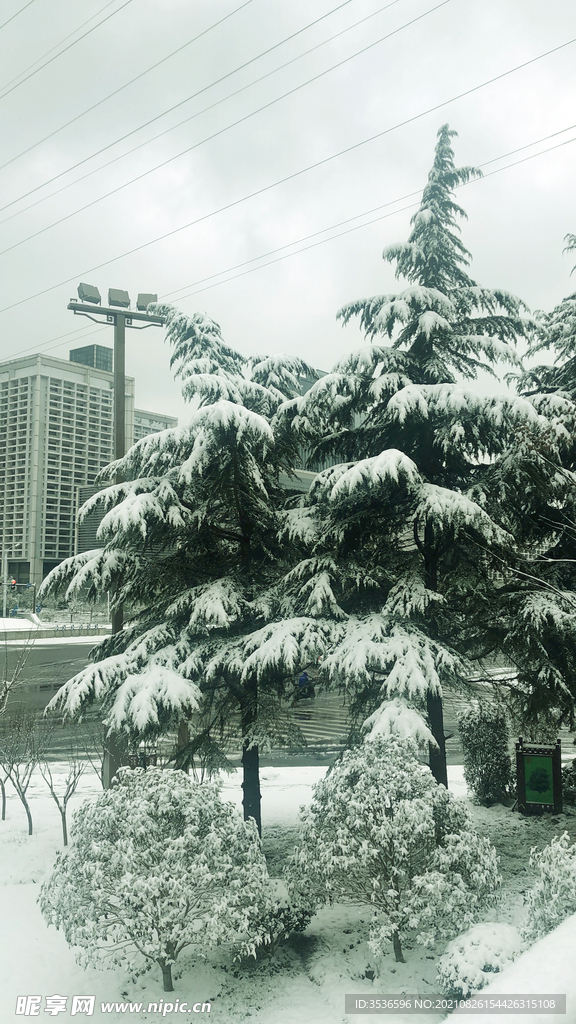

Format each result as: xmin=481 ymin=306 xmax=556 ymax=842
xmin=0 ymin=705 xmax=52 ymax=835
xmin=39 ymin=749 xmax=86 ymax=846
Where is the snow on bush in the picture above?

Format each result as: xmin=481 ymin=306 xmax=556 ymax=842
xmin=458 ymin=703 xmax=514 ymax=805
xmin=39 ymin=767 xmax=279 ymax=991
xmin=437 ymin=923 xmax=523 ymax=997
xmin=561 ymin=759 xmax=576 ymax=805
xmin=522 ymin=832 xmax=576 ymax=944
xmin=285 ymin=736 xmax=501 ymax=964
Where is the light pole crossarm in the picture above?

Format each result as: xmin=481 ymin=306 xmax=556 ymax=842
xmin=67 ymin=301 xmax=165 ymax=328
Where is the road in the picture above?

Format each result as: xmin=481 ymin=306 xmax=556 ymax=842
xmin=3 ymin=637 xmax=574 ymax=766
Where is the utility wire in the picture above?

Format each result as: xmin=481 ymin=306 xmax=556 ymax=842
xmin=167 ymin=134 xmax=576 ymax=304
xmin=163 ymin=125 xmax=576 ymax=302
xmin=0 ymin=0 xmax=453 ymax=256
xmin=0 ymin=0 xmax=395 ymax=219
xmin=0 ymin=0 xmax=36 ymax=32
xmin=1 ymin=1 xmax=121 ymax=91
xmin=0 ymin=26 xmax=573 ymax=281
xmin=0 ymin=0 xmax=255 ymax=166
xmin=2 ymin=123 xmax=574 ymax=342
xmin=0 ymin=0 xmax=135 ymax=100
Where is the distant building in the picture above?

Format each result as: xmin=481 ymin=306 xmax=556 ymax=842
xmin=133 ymin=408 xmax=178 ymax=442
xmin=0 ymin=352 xmax=135 ymax=585
xmin=69 ymin=344 xmax=113 ymax=374
xmin=76 ymin=410 xmax=179 ymax=554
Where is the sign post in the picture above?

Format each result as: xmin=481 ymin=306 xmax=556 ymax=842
xmin=516 ymin=738 xmax=562 ymax=814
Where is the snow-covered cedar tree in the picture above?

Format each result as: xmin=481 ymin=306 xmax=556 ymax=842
xmin=505 ymin=236 xmax=576 ymax=734
xmin=437 ymin=922 xmax=523 ymax=998
xmin=518 ymin=233 xmax=576 ymax=399
xmin=522 ymin=832 xmax=576 ymax=945
xmin=38 ymin=307 xmax=332 ymax=834
xmin=276 ymin=125 xmax=576 ymax=780
xmin=285 ymin=736 xmax=501 ymax=965
xmin=457 ymin=702 xmax=514 ymax=805
xmin=39 ymin=767 xmax=282 ymax=991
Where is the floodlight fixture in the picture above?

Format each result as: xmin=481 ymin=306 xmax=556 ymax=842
xmin=108 ymin=288 xmax=130 ymax=308
xmin=136 ymin=293 xmax=158 ymax=311
xmin=77 ymin=282 xmax=101 ymax=304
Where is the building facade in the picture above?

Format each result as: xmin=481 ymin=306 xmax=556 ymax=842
xmin=133 ymin=408 xmax=178 ymax=442
xmin=0 ymin=353 xmax=135 ymax=585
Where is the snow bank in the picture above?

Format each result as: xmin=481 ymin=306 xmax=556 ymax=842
xmin=443 ymin=913 xmax=576 ymax=1023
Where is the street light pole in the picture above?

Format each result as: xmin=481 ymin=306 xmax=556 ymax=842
xmin=68 ymin=288 xmax=165 ymax=784
xmin=112 ymin=310 xmax=125 ymax=636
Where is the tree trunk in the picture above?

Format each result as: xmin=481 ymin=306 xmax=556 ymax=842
xmin=241 ymin=740 xmax=262 ymax=836
xmin=0 ymin=777 xmax=5 ymax=820
xmin=427 ymin=690 xmax=448 ymax=788
xmin=102 ymin=732 xmax=128 ymax=790
xmin=160 ymin=961 xmax=173 ymax=992
xmin=392 ymin=930 xmax=405 ymax=963
xmin=177 ymin=720 xmax=190 ymax=773
xmin=421 ymin=519 xmax=448 ymax=787
xmin=61 ymin=809 xmax=68 ymax=846
xmin=240 ymin=672 xmax=262 ymax=834
xmin=22 ymin=795 xmax=33 ymax=835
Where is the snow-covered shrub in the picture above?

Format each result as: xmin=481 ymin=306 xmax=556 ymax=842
xmin=522 ymin=832 xmax=576 ymax=944
xmin=437 ymin=923 xmax=523 ymax=997
xmin=561 ymin=758 xmax=576 ymax=805
xmin=458 ymin=703 xmax=513 ymax=805
xmin=39 ymin=767 xmax=278 ymax=991
xmin=285 ymin=736 xmax=501 ymax=964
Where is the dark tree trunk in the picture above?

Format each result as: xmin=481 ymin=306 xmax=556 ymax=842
xmin=240 ymin=676 xmax=261 ymax=835
xmin=418 ymin=518 xmax=448 ymax=787
xmin=241 ymin=739 xmax=262 ymax=836
xmin=177 ymin=719 xmax=190 ymax=774
xmin=159 ymin=961 xmax=173 ymax=992
xmin=0 ymin=777 xmax=5 ymax=820
xmin=427 ymin=690 xmax=448 ymax=788
xmin=392 ymin=930 xmax=405 ymax=963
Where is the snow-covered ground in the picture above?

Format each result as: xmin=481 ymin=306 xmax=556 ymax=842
xmin=1 ymin=763 xmax=575 ymax=1024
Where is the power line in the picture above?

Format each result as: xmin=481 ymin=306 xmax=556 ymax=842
xmin=1 ymin=36 xmax=574 ymax=316
xmin=167 ymin=133 xmax=576 ymax=304
xmin=162 ymin=123 xmax=576 ymax=301
xmin=0 ymin=0 xmax=453 ymax=255
xmin=0 ymin=0 xmax=255 ymax=168
xmin=0 ymin=0 xmax=135 ymax=101
xmin=0 ymin=0 xmax=36 ymax=33
xmin=6 ymin=125 xmax=575 ymax=365
xmin=0 ymin=1 xmax=121 ymax=91
xmin=0 ymin=0 xmax=393 ymax=220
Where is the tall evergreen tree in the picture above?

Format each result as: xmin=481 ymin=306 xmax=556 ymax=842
xmin=40 ymin=310 xmax=328 ymax=834
xmin=280 ymin=125 xmax=566 ymax=783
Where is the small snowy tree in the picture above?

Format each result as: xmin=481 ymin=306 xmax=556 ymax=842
xmin=0 ymin=706 xmax=51 ymax=835
xmin=522 ymin=832 xmax=576 ymax=945
xmin=285 ymin=736 xmax=500 ymax=964
xmin=437 ymin=922 xmax=523 ymax=998
xmin=39 ymin=748 xmax=86 ymax=846
xmin=39 ymin=767 xmax=278 ymax=991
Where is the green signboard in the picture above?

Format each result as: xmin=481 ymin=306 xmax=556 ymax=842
xmin=516 ymin=740 xmax=562 ymax=815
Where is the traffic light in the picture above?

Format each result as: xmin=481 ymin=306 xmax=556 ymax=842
xmin=10 ymin=579 xmax=16 ymax=591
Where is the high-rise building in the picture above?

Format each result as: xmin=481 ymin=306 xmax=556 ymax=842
xmin=0 ymin=352 xmax=135 ymax=585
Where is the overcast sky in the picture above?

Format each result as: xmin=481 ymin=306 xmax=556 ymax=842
xmin=0 ymin=0 xmax=574 ymax=424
